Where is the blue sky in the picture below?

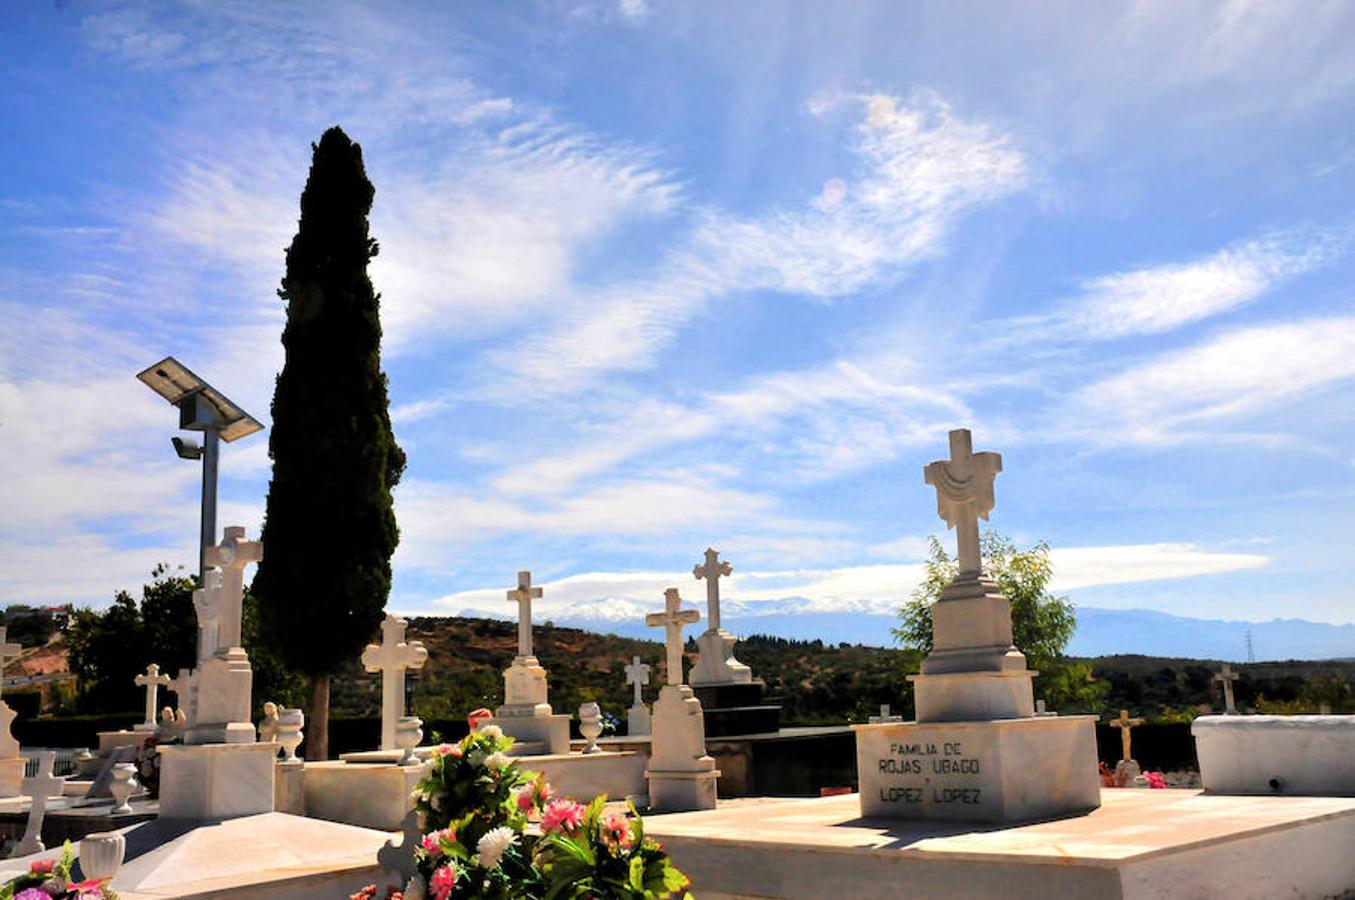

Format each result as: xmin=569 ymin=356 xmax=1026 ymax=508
xmin=2 ymin=1 xmax=1354 ymax=639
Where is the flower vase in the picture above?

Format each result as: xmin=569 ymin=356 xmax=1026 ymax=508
xmin=80 ymin=831 xmax=125 ymax=882
xmin=109 ymin=762 xmax=138 ymax=814
xmin=578 ymin=702 xmax=603 ymax=754
xmin=395 ymin=716 xmax=423 ymax=766
xmin=276 ymin=708 xmax=305 ymax=763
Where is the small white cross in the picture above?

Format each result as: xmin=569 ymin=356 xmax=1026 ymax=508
xmin=1214 ymin=664 xmax=1240 ymax=715
xmin=506 ymin=570 xmax=543 ymax=658
xmin=624 ymin=655 xmax=651 ymax=707
xmin=645 ymin=589 xmax=700 ymax=687
xmin=693 ymin=547 xmax=733 ymax=632
xmin=134 ymin=663 xmax=172 ymax=729
xmin=14 ymin=750 xmax=65 ymax=856
xmin=924 ymin=429 xmax=1002 ymax=577
xmin=361 ymin=614 xmax=429 ymax=752
xmin=0 ymin=627 xmax=22 ymax=695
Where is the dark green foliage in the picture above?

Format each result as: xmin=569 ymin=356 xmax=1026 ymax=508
xmin=252 ymin=125 xmax=405 ymax=678
xmin=1091 ymin=654 xmax=1355 ymax=718
xmin=1 ymin=605 xmax=63 ymax=647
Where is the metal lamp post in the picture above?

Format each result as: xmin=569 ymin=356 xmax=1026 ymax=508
xmin=136 ymin=357 xmax=263 ymax=581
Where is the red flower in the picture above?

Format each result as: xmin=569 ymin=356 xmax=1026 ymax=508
xmin=28 ymin=859 xmax=54 ymax=876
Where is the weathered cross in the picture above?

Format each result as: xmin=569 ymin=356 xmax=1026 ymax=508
xmin=645 ymin=588 xmax=700 ymax=687
xmin=1214 ymin=664 xmax=1240 ymax=715
xmin=203 ymin=526 xmax=263 ymax=651
xmin=362 ymin=614 xmax=429 ymax=751
xmin=14 ymin=750 xmax=65 ymax=855
xmin=693 ymin=547 xmax=733 ymax=632
xmin=924 ymin=429 xmax=1003 ymax=577
xmin=624 ymin=655 xmax=651 ymax=707
xmin=0 ymin=626 xmax=22 ymax=694
xmin=192 ymin=569 xmax=223 ymax=663
xmin=1110 ymin=709 xmax=1144 ymax=762
xmin=135 ymin=663 xmax=172 ymax=729
xmin=507 ymin=570 xmax=543 ymax=659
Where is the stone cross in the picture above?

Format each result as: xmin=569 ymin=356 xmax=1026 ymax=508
xmin=1110 ymin=709 xmax=1144 ymax=762
xmin=507 ymin=570 xmax=543 ymax=659
xmin=645 ymin=589 xmax=700 ymax=687
xmin=14 ymin=750 xmax=65 ymax=856
xmin=135 ymin=664 xmax=172 ymax=729
xmin=1214 ymin=664 xmax=1240 ymax=715
xmin=0 ymin=627 xmax=21 ymax=694
xmin=202 ymin=526 xmax=262 ymax=651
xmin=625 ymin=655 xmax=651 ymax=707
xmin=192 ymin=569 xmax=223 ymax=663
xmin=693 ymin=547 xmax=733 ymax=632
xmin=923 ymin=429 xmax=1002 ymax=577
xmin=361 ymin=614 xmax=429 ymax=752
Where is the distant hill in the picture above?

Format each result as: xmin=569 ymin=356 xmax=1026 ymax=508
xmin=459 ymin=604 xmax=1355 ymax=662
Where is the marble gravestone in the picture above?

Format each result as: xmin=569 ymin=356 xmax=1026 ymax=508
xmin=0 ymin=628 xmax=25 ymax=797
xmin=854 ymin=429 xmax=1100 ymax=822
xmin=134 ymin=664 xmax=171 ymax=733
xmin=625 ymin=656 xmax=652 ymax=736
xmin=1214 ymin=663 xmax=1240 ymax=715
xmin=645 ymin=588 xmax=720 ymax=811
xmin=362 ymin=614 xmax=428 ymax=752
xmin=489 ymin=571 xmax=569 ymax=755
xmin=688 ymin=548 xmax=782 ymax=736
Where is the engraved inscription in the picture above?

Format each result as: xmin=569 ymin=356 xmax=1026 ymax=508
xmin=875 ymin=739 xmax=984 ymax=807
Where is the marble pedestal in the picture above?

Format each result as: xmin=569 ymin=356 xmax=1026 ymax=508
xmin=493 ymin=656 xmax=570 ymax=754
xmin=0 ymin=757 xmax=25 ymax=798
xmin=183 ymin=649 xmax=254 ymax=745
xmin=275 ymin=759 xmax=305 ymax=815
xmin=690 ymin=629 xmax=752 ymax=686
xmin=1193 ymin=714 xmax=1355 ymax=795
xmin=303 ymin=760 xmax=428 ymax=830
xmin=627 ymin=704 xmax=652 ymax=736
xmin=159 ymin=742 xmax=277 ymax=820
xmin=646 ymin=685 xmax=720 ymax=812
xmin=855 ymin=716 xmax=1101 ymax=822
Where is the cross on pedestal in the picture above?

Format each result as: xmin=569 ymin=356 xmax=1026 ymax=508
xmin=625 ymin=655 xmax=651 ymax=706
xmin=0 ymin=627 xmax=22 ymax=695
xmin=1110 ymin=710 xmax=1144 ymax=762
xmin=192 ymin=570 xmax=223 ymax=663
xmin=645 ymin=589 xmax=700 ymax=687
xmin=1214 ymin=664 xmax=1240 ymax=715
xmin=203 ymin=526 xmax=262 ymax=651
xmin=135 ymin=663 xmax=172 ymax=729
xmin=507 ymin=570 xmax=543 ymax=659
xmin=14 ymin=750 xmax=65 ymax=856
xmin=693 ymin=547 xmax=733 ymax=632
xmin=923 ymin=429 xmax=1003 ymax=577
xmin=362 ymin=614 xmax=429 ymax=752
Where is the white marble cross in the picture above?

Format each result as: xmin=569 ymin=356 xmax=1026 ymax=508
xmin=0 ymin=627 xmax=21 ymax=694
xmin=625 ymin=655 xmax=651 ymax=706
xmin=924 ymin=429 xmax=1002 ymax=577
xmin=1214 ymin=664 xmax=1240 ymax=715
xmin=192 ymin=569 xmax=223 ymax=663
xmin=135 ymin=663 xmax=171 ymax=729
xmin=361 ymin=614 xmax=429 ymax=752
xmin=1110 ymin=709 xmax=1144 ymax=761
xmin=507 ymin=570 xmax=543 ymax=658
xmin=693 ymin=547 xmax=733 ymax=632
xmin=202 ymin=526 xmax=262 ymax=651
xmin=645 ymin=589 xmax=700 ymax=687
xmin=14 ymin=750 xmax=65 ymax=856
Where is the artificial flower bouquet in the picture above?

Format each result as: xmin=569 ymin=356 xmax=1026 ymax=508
xmin=0 ymin=842 xmax=117 ymax=899
xmin=394 ymin=725 xmax=691 ymax=899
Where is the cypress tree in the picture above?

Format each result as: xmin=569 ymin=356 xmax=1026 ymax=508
xmin=252 ymin=126 xmax=405 ymax=759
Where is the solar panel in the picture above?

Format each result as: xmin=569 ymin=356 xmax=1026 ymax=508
xmin=136 ymin=356 xmax=263 ymax=443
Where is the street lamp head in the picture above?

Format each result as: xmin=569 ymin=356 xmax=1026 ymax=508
xmin=136 ymin=356 xmax=263 ymax=442
xmin=171 ymin=436 xmax=203 ymax=460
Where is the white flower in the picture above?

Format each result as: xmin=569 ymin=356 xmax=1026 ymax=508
xmin=484 ymin=751 xmax=510 ymax=772
xmin=479 ymin=724 xmax=504 ymax=739
xmin=476 ymin=826 xmax=517 ymax=870
xmin=467 ymin=749 xmax=487 ymax=768
xmin=404 ymin=873 xmax=427 ymax=900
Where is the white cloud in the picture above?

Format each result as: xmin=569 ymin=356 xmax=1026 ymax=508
xmin=1072 ymin=315 xmax=1355 ymax=441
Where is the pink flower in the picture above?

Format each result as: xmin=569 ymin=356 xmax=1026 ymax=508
xmin=541 ymin=798 xmax=585 ymax=834
xmin=602 ymin=812 xmax=632 ymax=848
xmin=1145 ymin=772 xmax=1167 ymax=789
xmin=421 ymin=827 xmax=456 ymax=856
xmin=434 ymin=743 xmax=455 ymax=757
xmin=430 ymin=862 xmax=459 ymax=900
xmin=516 ymin=787 xmax=535 ymax=813
xmin=28 ymin=859 xmax=54 ymax=875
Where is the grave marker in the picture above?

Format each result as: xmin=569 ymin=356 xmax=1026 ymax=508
xmin=361 ymin=614 xmax=428 ymax=751
xmin=134 ymin=663 xmax=172 ymax=732
xmin=1214 ymin=664 xmax=1240 ymax=715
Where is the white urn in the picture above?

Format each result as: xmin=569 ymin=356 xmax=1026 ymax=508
xmin=80 ymin=830 xmax=125 ymax=882
xmin=276 ymin=707 xmax=305 ymax=763
xmin=395 ymin=716 xmax=423 ymax=766
xmin=578 ymin=702 xmax=603 ymax=754
xmin=109 ymin=762 xmax=138 ymax=815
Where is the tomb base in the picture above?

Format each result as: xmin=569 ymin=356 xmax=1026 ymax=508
xmin=275 ymin=759 xmax=305 ymax=815
xmin=183 ymin=721 xmax=257 ymax=745
xmin=909 ymin=670 xmax=1036 ymax=723
xmin=854 ymin=716 xmax=1100 ymax=822
xmin=96 ymin=731 xmax=140 ymax=755
xmin=158 ymin=742 xmax=276 ymax=820
xmin=490 ymin=711 xmax=570 ymax=755
xmin=647 ymin=767 xmax=720 ymax=812
xmin=303 ymin=760 xmax=428 ymax=830
xmin=627 ymin=704 xmax=652 ymax=736
xmin=647 ymin=685 xmax=720 ymax=812
xmin=0 ymin=757 xmax=25 ymax=798
xmin=513 ymin=750 xmax=648 ymax=803
xmin=1193 ymin=714 xmax=1355 ymax=795
xmin=689 ymin=629 xmax=752 ymax=686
